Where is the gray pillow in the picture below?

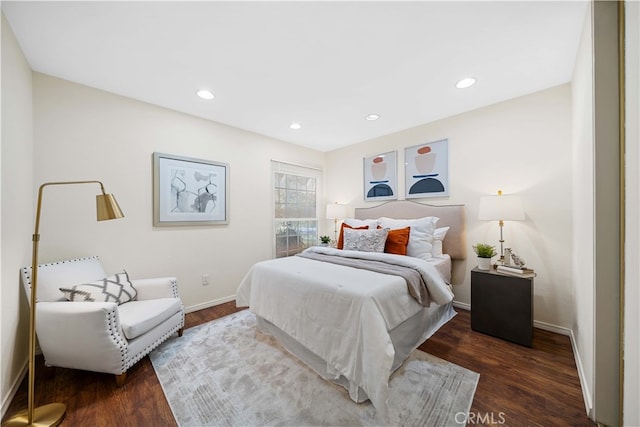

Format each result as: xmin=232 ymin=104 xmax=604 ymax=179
xmin=60 ymin=271 xmax=137 ymax=305
xmin=343 ymin=227 xmax=389 ymax=253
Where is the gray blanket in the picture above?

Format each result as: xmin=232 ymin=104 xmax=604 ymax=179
xmin=297 ymin=251 xmax=432 ymax=307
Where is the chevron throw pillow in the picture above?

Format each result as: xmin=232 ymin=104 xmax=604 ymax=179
xmin=60 ymin=271 xmax=137 ymax=304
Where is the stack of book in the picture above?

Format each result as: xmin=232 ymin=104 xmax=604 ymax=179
xmin=495 ymin=264 xmax=536 ymax=278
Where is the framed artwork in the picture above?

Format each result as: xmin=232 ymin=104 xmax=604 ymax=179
xmin=404 ymin=139 xmax=449 ymax=198
xmin=153 ymin=152 xmax=229 ymax=226
xmin=363 ymin=150 xmax=398 ymax=201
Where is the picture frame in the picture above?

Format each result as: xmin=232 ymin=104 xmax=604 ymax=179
xmin=363 ymin=150 xmax=398 ymax=201
xmin=404 ymin=139 xmax=449 ymax=198
xmin=153 ymin=152 xmax=229 ymax=226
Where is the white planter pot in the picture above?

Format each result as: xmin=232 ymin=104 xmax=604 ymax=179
xmin=477 ymin=257 xmax=492 ymax=270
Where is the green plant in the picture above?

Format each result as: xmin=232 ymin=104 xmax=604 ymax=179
xmin=319 ymin=235 xmax=331 ymax=244
xmin=473 ymin=243 xmax=497 ymax=258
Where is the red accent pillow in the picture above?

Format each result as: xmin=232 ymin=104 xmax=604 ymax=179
xmin=337 ymin=223 xmax=369 ymax=249
xmin=379 ymin=226 xmax=411 ymax=255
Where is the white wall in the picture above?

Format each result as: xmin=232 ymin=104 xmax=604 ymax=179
xmin=624 ymin=1 xmax=640 ymax=425
xmin=32 ymin=73 xmax=325 ymax=310
xmin=325 ymin=85 xmax=574 ymax=328
xmin=571 ymin=3 xmax=595 ymax=417
xmin=1 ymin=13 xmax=34 ymax=416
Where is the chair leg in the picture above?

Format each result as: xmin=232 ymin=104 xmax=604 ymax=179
xmin=115 ymin=372 xmax=127 ymax=387
xmin=178 ymin=327 xmax=184 ymax=337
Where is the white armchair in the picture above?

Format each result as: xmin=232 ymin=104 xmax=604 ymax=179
xmin=21 ymin=255 xmax=184 ymax=386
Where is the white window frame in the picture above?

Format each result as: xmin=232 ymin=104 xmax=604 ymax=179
xmin=271 ymin=160 xmax=323 ymax=258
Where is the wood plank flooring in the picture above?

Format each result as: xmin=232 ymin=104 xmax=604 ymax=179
xmin=419 ymin=310 xmax=593 ymax=426
xmin=3 ymin=302 xmax=594 ymax=426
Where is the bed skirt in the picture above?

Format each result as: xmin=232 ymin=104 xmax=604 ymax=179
xmin=255 ymin=301 xmax=456 ymax=404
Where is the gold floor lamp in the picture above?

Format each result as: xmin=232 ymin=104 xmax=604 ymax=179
xmin=4 ymin=181 xmax=124 ymax=427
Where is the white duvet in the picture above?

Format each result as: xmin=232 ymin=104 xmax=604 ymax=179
xmin=236 ymin=247 xmax=454 ymax=419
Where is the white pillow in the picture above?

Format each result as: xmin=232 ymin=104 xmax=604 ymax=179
xmin=59 ymin=271 xmax=137 ymax=305
xmin=344 ymin=218 xmax=379 ymax=229
xmin=343 ymin=227 xmax=389 ymax=252
xmin=378 ymin=216 xmax=439 ymax=260
xmin=432 ymin=226 xmax=450 ymax=257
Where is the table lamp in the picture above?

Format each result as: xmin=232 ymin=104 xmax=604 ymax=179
xmin=478 ymin=190 xmax=524 ymax=265
xmin=326 ymin=202 xmax=348 ymax=243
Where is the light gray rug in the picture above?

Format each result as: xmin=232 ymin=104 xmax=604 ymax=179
xmin=150 ymin=310 xmax=479 ymax=427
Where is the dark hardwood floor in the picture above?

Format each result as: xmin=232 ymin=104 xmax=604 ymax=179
xmin=3 ymin=302 xmax=594 ymax=426
xmin=420 ymin=310 xmax=594 ymax=426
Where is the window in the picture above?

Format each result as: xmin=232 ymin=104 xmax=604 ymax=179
xmin=272 ymin=161 xmax=322 ymax=258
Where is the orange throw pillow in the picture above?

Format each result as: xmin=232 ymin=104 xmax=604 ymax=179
xmin=380 ymin=226 xmax=411 ymax=255
xmin=337 ymin=223 xmax=369 ymax=249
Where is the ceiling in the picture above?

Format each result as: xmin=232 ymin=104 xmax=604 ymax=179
xmin=2 ymin=1 xmax=588 ymax=152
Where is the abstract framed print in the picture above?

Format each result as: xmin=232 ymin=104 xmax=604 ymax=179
xmin=363 ymin=150 xmax=398 ymax=201
xmin=153 ymin=152 xmax=229 ymax=226
xmin=404 ymin=139 xmax=449 ymax=198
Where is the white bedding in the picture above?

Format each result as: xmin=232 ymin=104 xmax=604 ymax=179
xmin=236 ymin=247 xmax=454 ymax=419
xmin=430 ymin=253 xmax=452 ymax=283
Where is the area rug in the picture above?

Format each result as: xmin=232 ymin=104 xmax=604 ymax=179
xmin=150 ymin=310 xmax=479 ymax=427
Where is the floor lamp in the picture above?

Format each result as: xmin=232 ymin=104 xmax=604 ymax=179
xmin=3 ymin=181 xmax=124 ymax=427
xmin=478 ymin=190 xmax=525 ymax=265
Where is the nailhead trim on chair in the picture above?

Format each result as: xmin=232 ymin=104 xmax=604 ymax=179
xmin=104 ymin=301 xmax=186 ymax=373
xmin=21 ymin=255 xmax=101 ymax=302
xmin=123 ymin=310 xmax=185 ymax=370
xmin=105 ymin=306 xmax=128 ymax=374
xmin=169 ymin=279 xmax=180 ymax=299
xmin=122 ymin=274 xmax=184 ymax=370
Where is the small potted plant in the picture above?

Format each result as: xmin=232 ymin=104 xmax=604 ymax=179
xmin=319 ymin=235 xmax=331 ymax=246
xmin=473 ymin=243 xmax=497 ymax=270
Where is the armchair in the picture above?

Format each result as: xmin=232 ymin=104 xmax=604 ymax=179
xmin=20 ymin=255 xmax=184 ymax=386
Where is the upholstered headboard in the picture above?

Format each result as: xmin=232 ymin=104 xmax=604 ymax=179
xmin=354 ymin=200 xmax=467 ymax=260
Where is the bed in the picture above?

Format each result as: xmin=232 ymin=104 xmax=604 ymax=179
xmin=236 ymin=200 xmax=466 ymax=419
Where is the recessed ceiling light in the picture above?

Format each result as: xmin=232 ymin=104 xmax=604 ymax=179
xmin=289 ymin=123 xmax=301 ymax=130
xmin=455 ymin=78 xmax=476 ymax=89
xmin=365 ymin=114 xmax=380 ymax=121
xmin=196 ymin=89 xmax=214 ymax=100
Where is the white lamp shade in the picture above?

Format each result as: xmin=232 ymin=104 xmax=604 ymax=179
xmin=478 ymin=194 xmax=525 ymax=221
xmin=326 ymin=203 xmax=348 ymax=219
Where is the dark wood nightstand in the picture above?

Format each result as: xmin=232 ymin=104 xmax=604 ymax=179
xmin=471 ymin=267 xmax=534 ymax=347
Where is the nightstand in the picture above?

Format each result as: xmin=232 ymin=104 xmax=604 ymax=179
xmin=471 ymin=267 xmax=533 ymax=347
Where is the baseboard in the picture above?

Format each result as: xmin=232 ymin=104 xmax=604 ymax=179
xmin=532 ymin=319 xmax=571 ymax=335
xmin=455 ymin=302 xmax=574 ymax=336
xmin=452 ymin=300 xmax=470 ymax=311
xmin=454 ymin=300 xmax=593 ymax=418
xmin=567 ymin=329 xmax=594 ymax=419
xmin=184 ymin=294 xmax=236 ymax=313
xmin=1 ymin=360 xmax=27 ymax=420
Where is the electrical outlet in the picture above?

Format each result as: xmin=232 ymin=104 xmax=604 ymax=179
xmin=202 ymin=274 xmax=209 ymax=286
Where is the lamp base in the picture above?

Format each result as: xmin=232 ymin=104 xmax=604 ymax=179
xmin=2 ymin=403 xmax=66 ymax=427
